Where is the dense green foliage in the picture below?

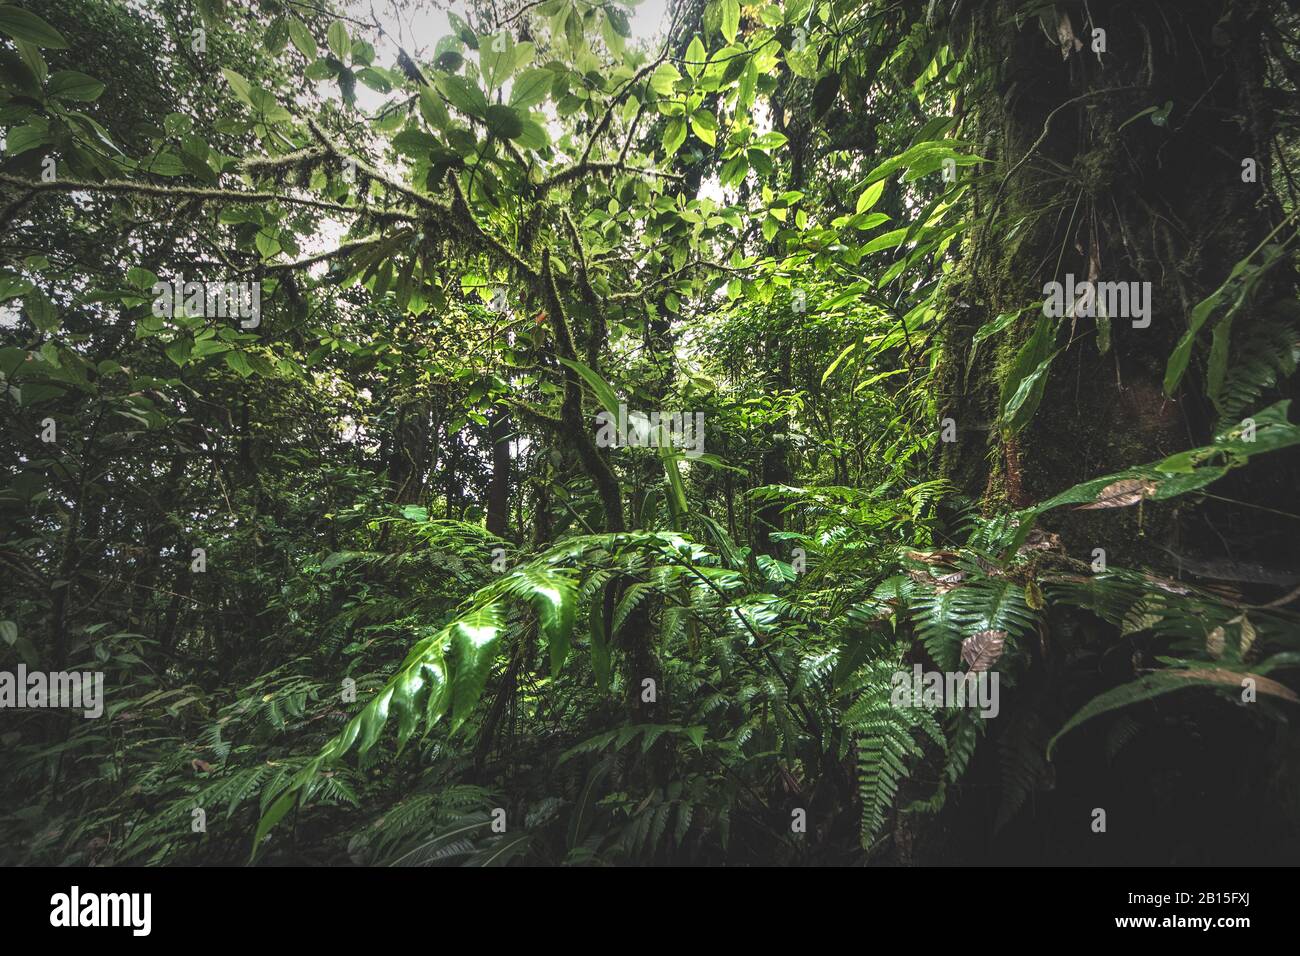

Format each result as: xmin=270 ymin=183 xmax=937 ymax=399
xmin=2 ymin=0 xmax=1299 ymax=865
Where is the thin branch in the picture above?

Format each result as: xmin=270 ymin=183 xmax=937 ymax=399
xmin=304 ymin=116 xmax=448 ymax=214
xmin=0 ymin=172 xmax=370 ymax=217
xmin=539 ymin=160 xmax=684 ymax=193
xmin=446 ymin=170 xmax=539 ymax=282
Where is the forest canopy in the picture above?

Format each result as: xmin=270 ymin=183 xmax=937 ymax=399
xmin=2 ymin=0 xmax=1300 ymax=867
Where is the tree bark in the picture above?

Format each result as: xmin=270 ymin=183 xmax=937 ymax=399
xmin=486 ymin=406 xmax=512 ymax=538
xmin=940 ymin=0 xmax=1297 ymax=572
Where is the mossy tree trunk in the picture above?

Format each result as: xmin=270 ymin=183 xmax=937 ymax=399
xmin=940 ymin=0 xmax=1296 ymax=570
xmin=911 ymin=0 xmax=1300 ymax=864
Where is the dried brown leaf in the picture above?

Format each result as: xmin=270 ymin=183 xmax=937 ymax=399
xmin=1239 ymin=615 xmax=1257 ymax=659
xmin=961 ymin=629 xmax=1007 ymax=673
xmin=1056 ymin=8 xmax=1083 ymax=58
xmin=1075 ymin=477 xmax=1158 ymax=510
xmin=1144 ymin=573 xmax=1191 ymax=595
xmin=903 ymin=549 xmax=962 ymax=565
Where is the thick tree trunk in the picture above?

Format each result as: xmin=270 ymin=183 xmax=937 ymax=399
xmin=386 ymin=401 xmax=432 ymax=506
xmin=486 ymin=407 xmax=512 ymax=539
xmin=941 ymin=0 xmax=1295 ymax=571
xmin=754 ymin=335 xmax=793 ymax=555
xmin=916 ymin=0 xmax=1300 ymax=866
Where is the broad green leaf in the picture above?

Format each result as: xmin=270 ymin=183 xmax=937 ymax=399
xmin=393 ymin=128 xmax=439 ymax=157
xmin=225 ymin=352 xmax=253 ymax=377
xmin=852 ymin=212 xmax=890 ymax=231
xmin=0 ymin=4 xmax=68 ymax=48
xmin=998 ymin=315 xmax=1058 ymax=434
xmin=685 ymin=35 xmax=706 ymax=79
xmin=165 ymin=338 xmax=191 ymax=368
xmin=557 ymin=356 xmax=620 ymax=416
xmin=356 ymin=67 xmax=391 ymax=93
xmin=249 ymin=790 xmax=297 ymax=859
xmin=264 ymin=16 xmax=288 ymax=53
xmin=24 ymin=291 xmax=57 ymax=333
xmin=659 ymin=439 xmax=690 ymax=527
xmin=756 ymin=133 xmax=791 ymax=158
xmin=1206 ymin=310 xmax=1234 ymax=409
xmin=525 ymin=569 xmax=575 ymax=677
xmin=480 ymin=31 xmax=514 ymax=89
xmin=287 ymin=19 xmax=317 ymax=58
xmin=221 ymin=68 xmax=254 ymax=108
xmin=446 ymin=604 xmax=504 ymax=729
xmin=785 ymin=43 xmax=818 ymax=79
xmin=1000 ymin=347 xmax=1061 ymax=435
xmin=737 ymin=58 xmax=757 ymax=110
xmin=650 ymin=62 xmax=681 ymax=96
xmin=860 ymin=227 xmax=909 ymax=255
xmin=855 ymin=178 xmax=885 ymax=214
xmin=1163 ymin=282 xmax=1236 ymax=396
xmin=863 ymin=140 xmax=970 ymax=185
xmin=485 ymin=103 xmax=524 ymax=140
xmin=418 ymin=85 xmax=450 ymax=129
xmin=822 ymin=340 xmax=857 ymax=385
xmin=516 ymin=116 xmax=549 ymax=149
xmin=509 ymin=67 xmax=552 ymax=109
xmin=0 ymin=275 xmax=35 ymax=301
xmin=47 ymin=70 xmax=104 ymax=102
xmin=690 ymin=110 xmax=717 ymax=146
xmin=327 ymin=20 xmax=350 ymax=61
xmin=436 ymin=73 xmax=488 ymax=117
xmin=606 ymin=5 xmax=631 ymax=37
xmin=139 ymin=151 xmax=186 ymax=176
xmin=4 ymin=121 xmax=49 ymax=156
xmin=721 ymin=0 xmax=740 ymax=43
xmin=15 ymin=38 xmax=46 ymax=83
xmin=662 ymin=116 xmax=686 ymax=156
